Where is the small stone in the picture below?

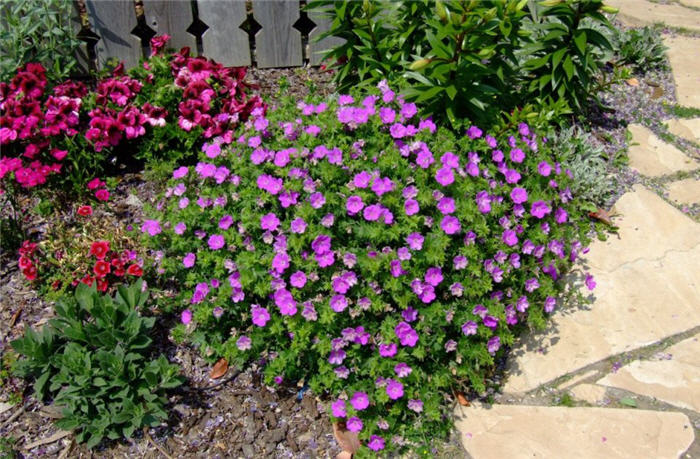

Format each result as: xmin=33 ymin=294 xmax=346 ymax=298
xmin=666 ymin=118 xmax=700 ymax=143
xmin=627 ymin=124 xmax=698 ymax=177
xmin=626 ymin=77 xmax=639 ymax=87
xmin=666 ymin=178 xmax=700 ymax=206
xmin=665 ymin=36 xmax=700 ymax=108
xmin=242 ymin=444 xmax=255 ymax=457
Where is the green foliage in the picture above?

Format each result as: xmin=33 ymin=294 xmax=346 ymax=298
xmin=615 ymin=26 xmax=668 ymax=73
xmin=11 ymin=281 xmax=183 ymax=448
xmin=309 ymin=0 xmax=616 ymax=127
xmin=664 ymin=103 xmax=700 ymax=119
xmin=551 ymin=126 xmax=617 ymax=205
xmin=0 ymin=0 xmax=83 ymax=83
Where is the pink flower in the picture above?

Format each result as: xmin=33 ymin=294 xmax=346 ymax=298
xmin=331 ymin=399 xmax=346 ymax=418
xmin=346 ymin=195 xmax=364 ymax=215
xmin=510 ymin=187 xmax=528 ymax=204
xmin=173 ymin=166 xmax=188 ymax=179
xmin=330 ymin=294 xmax=348 ymax=312
xmin=181 ymin=309 xmax=192 ymax=325
xmin=585 ymin=273 xmax=596 ymax=290
xmin=555 ymin=207 xmax=568 ymax=223
xmin=406 ymin=232 xmax=424 ymax=250
xmin=183 ymin=253 xmax=196 ymax=268
xmin=487 ymin=336 xmax=501 ymax=354
xmin=394 ymin=362 xmax=412 ymax=378
xmin=95 ymin=189 xmax=110 ymax=201
xmin=441 ymin=215 xmax=461 ymax=235
xmin=437 ymin=197 xmax=455 ymax=214
xmin=260 ymin=212 xmax=280 ymax=231
xmin=351 ymin=392 xmax=369 ymax=410
xmin=502 ymin=229 xmax=518 ymax=246
xmin=236 ymin=335 xmax=251 ymax=350
xmin=363 ymin=204 xmax=382 ymax=221
xmin=404 ymin=199 xmax=419 ymax=216
xmin=462 ymin=321 xmax=477 ymax=335
xmin=395 ymin=321 xmax=418 ymax=347
xmin=291 ymin=218 xmax=307 ymax=233
xmin=538 ymin=161 xmax=552 ymax=176
xmin=207 ymin=234 xmax=225 ymax=250
xmin=424 ymin=267 xmax=443 ymax=286
xmin=252 ymin=306 xmax=270 ymax=326
xmin=290 ymin=271 xmax=307 ymax=288
xmin=87 ymin=177 xmax=104 ymax=190
xmin=510 ymin=148 xmax=525 ymax=163
xmin=141 ymin=219 xmax=161 ymax=236
xmin=435 ymin=167 xmax=454 ymax=186
xmin=379 ymin=343 xmax=397 ymax=357
xmin=408 ymin=399 xmax=424 ymax=413
xmin=385 ymin=379 xmax=404 ymax=400
xmin=353 ymin=171 xmax=371 ymax=188
xmin=346 ymin=417 xmax=363 ymax=432
xmin=530 ymin=201 xmax=551 ymax=219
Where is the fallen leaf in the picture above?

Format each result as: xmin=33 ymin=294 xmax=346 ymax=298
xmin=619 ymin=397 xmax=637 ymax=408
xmin=209 ymin=358 xmax=228 ymax=379
xmin=588 ymin=208 xmax=613 ymax=225
xmin=10 ymin=307 xmax=22 ymax=327
xmin=456 ymin=392 xmax=470 ymax=406
xmin=625 ymin=77 xmax=639 ymax=87
xmin=333 ymin=421 xmax=361 ymax=454
xmin=651 ymin=86 xmax=664 ymax=100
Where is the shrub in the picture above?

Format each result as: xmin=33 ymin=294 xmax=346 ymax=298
xmin=0 ymin=36 xmax=264 ymax=195
xmin=0 ymin=0 xmax=83 ymax=83
xmin=616 ymin=26 xmax=668 ymax=73
xmin=11 ymin=281 xmax=183 ymax=448
xmin=310 ymin=0 xmax=616 ymax=126
xmin=142 ymin=83 xmax=599 ymax=454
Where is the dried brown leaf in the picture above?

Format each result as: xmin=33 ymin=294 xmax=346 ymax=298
xmin=625 ymin=77 xmax=639 ymax=87
xmin=209 ymin=358 xmax=228 ymax=379
xmin=456 ymin=392 xmax=470 ymax=406
xmin=588 ymin=208 xmax=613 ymax=226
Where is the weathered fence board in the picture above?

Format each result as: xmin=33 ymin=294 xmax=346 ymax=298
xmin=71 ymin=1 xmax=91 ymax=73
xmin=198 ymin=0 xmax=251 ymax=66
xmin=143 ymin=0 xmax=197 ymax=52
xmin=308 ymin=10 xmax=344 ymax=66
xmin=253 ymin=0 xmax=302 ymax=68
xmin=86 ymin=0 xmax=141 ymax=69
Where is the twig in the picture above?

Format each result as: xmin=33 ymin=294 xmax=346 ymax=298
xmin=24 ymin=430 xmax=71 ymax=450
xmin=10 ymin=307 xmax=22 ymax=327
xmin=1 ymin=406 xmax=24 ymax=428
xmin=144 ymin=428 xmax=173 ymax=459
xmin=57 ymin=437 xmax=74 ymax=459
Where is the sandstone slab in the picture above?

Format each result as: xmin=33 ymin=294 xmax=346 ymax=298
xmin=557 ymin=370 xmax=599 ymax=390
xmin=570 ymin=384 xmax=608 ymax=405
xmin=679 ymin=0 xmax=700 ymax=9
xmin=666 ymin=118 xmax=700 ymax=143
xmin=627 ymin=124 xmax=698 ymax=177
xmin=667 ymin=178 xmax=700 ymax=205
xmin=597 ymin=334 xmax=700 ymax=412
xmin=607 ymin=0 xmax=700 ymax=32
xmin=665 ymin=36 xmax=700 ymax=108
xmin=504 ymin=186 xmax=700 ymax=393
xmin=454 ymin=404 xmax=694 ymax=459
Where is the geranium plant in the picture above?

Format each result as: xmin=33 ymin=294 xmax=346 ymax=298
xmin=143 ymin=82 xmax=598 ymax=454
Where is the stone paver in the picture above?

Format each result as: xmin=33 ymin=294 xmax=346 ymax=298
xmin=597 ymin=334 xmax=700 ymax=412
xmin=569 ymin=384 xmax=607 ymax=405
xmin=504 ymin=185 xmax=700 ymax=393
xmin=667 ymin=177 xmax=700 ymax=206
xmin=627 ymin=124 xmax=698 ymax=177
xmin=607 ymin=0 xmax=700 ymax=32
xmin=679 ymin=0 xmax=700 ymax=9
xmin=557 ymin=370 xmax=598 ymax=390
xmin=666 ymin=118 xmax=700 ymax=143
xmin=665 ymin=36 xmax=700 ymax=109
xmin=454 ymin=404 xmax=695 ymax=459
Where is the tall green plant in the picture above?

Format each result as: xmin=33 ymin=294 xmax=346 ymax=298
xmin=0 ymin=0 xmax=84 ymax=83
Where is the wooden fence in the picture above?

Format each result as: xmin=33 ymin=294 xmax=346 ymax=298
xmin=78 ymin=0 xmax=343 ymax=70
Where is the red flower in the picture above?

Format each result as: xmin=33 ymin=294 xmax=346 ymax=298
xmin=126 ymin=264 xmax=143 ymax=276
xmin=96 ymin=278 xmax=109 ymax=292
xmin=94 ymin=260 xmax=111 ymax=278
xmin=89 ymin=241 xmax=110 ymax=259
xmin=19 ymin=240 xmax=37 ymax=256
xmin=51 ymin=279 xmax=61 ymax=290
xmin=80 ymin=274 xmax=94 ymax=286
xmin=18 ymin=256 xmax=33 ymax=269
xmin=87 ymin=177 xmax=104 ymax=190
xmin=114 ymin=267 xmax=125 ymax=277
xmin=22 ymin=265 xmax=37 ymax=281
xmin=77 ymin=205 xmax=93 ymax=216
xmin=95 ymin=189 xmax=110 ymax=201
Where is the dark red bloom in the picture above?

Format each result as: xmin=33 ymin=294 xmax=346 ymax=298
xmin=95 ymin=189 xmax=110 ymax=201
xmin=126 ymin=264 xmax=143 ymax=276
xmin=80 ymin=274 xmax=95 ymax=286
xmin=96 ymin=278 xmax=109 ymax=292
xmin=94 ymin=260 xmax=111 ymax=278
xmin=77 ymin=205 xmax=93 ymax=217
xmin=22 ymin=264 xmax=38 ymax=281
xmin=18 ymin=256 xmax=33 ymax=269
xmin=89 ymin=241 xmax=110 ymax=259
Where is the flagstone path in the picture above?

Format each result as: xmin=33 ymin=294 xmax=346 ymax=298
xmin=454 ymin=4 xmax=700 ymax=457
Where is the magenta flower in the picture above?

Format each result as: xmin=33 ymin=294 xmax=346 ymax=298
xmin=487 ymin=335 xmax=501 ymax=354
xmin=408 ymin=399 xmax=424 ymax=413
xmin=505 ymin=168 xmax=521 ymax=184
xmin=274 ymin=288 xmax=297 ymax=315
xmin=379 ymin=343 xmax=397 ymax=357
xmin=379 ymin=107 xmax=396 ymax=124
xmin=219 ymin=215 xmax=233 ymax=230
xmin=510 ymin=187 xmax=528 ymax=204
xmin=555 ymin=207 xmax=568 ymax=223
xmin=441 ymin=215 xmax=461 ymax=235
xmin=172 ymin=166 xmax=188 ymax=179
xmin=585 ymin=273 xmax=596 ymax=290
xmin=510 ymin=148 xmax=525 ymax=163
xmin=531 ymin=201 xmax=551 ymax=219
xmin=260 ymin=212 xmax=280 ymax=231
xmin=395 ymin=321 xmax=419 ymax=347
xmin=311 ymin=234 xmax=332 ymax=254
xmin=330 ymin=294 xmax=348 ymax=312
xmin=363 ymin=204 xmax=382 ymax=221
xmin=538 ymin=161 xmax=552 ymax=176
xmin=437 ymin=197 xmax=455 ymax=214
xmin=291 ymin=217 xmax=307 ymax=233
xmin=141 ymin=219 xmax=162 ymax=236
xmin=290 ymin=271 xmax=307 ymax=288
xmin=367 ymin=435 xmax=385 ymax=451
xmin=353 ymin=171 xmax=371 ymax=188
xmin=236 ymin=335 xmax=252 ymax=350
xmin=331 ymin=399 xmax=346 ymax=418
xmin=435 ymin=167 xmax=455 ymax=186
xmin=404 ymin=199 xmax=420 ymax=216
xmin=183 ymin=252 xmax=196 ymax=268
xmin=467 ymin=125 xmax=483 ymax=139
xmin=462 ymin=321 xmax=477 ymax=335
xmin=351 ymin=392 xmax=370 ymax=410
xmin=181 ymin=309 xmax=192 ymax=325
xmin=207 ymin=234 xmax=225 ymax=250
xmin=316 ymin=250 xmax=335 ymax=268
xmin=174 ymin=222 xmax=186 ymax=235
xmin=252 ymin=306 xmax=270 ymax=327
xmin=272 ymin=252 xmax=290 ymax=273
xmin=502 ymin=229 xmax=518 ymax=246
xmin=394 ymin=362 xmax=412 ymax=378
xmin=385 ymin=379 xmax=404 ymax=400
xmin=406 ymin=232 xmax=424 ymax=250
xmin=424 ymin=267 xmax=443 ymax=286
xmin=346 ymin=416 xmax=363 ymax=432
xmin=346 ymin=195 xmax=364 ymax=215
xmin=544 ymin=296 xmax=556 ymax=313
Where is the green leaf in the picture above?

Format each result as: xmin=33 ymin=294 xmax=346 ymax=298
xmin=562 ymin=55 xmax=574 ymax=80
xmin=619 ymin=397 xmax=637 ymax=408
xmin=445 ymin=84 xmax=457 ymax=100
xmin=573 ymin=31 xmax=587 ymax=56
xmin=552 ymin=48 xmax=566 ymax=70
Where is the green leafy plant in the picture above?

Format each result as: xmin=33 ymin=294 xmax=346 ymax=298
xmin=616 ymin=26 xmax=668 ymax=73
xmin=11 ymin=281 xmax=183 ymax=448
xmin=0 ymin=0 xmax=84 ymax=83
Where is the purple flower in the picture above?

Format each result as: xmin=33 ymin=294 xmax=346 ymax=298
xmin=251 ymin=306 xmax=270 ymax=327
xmin=462 ymin=321 xmax=477 ymax=335
xmin=183 ymin=252 xmax=196 ymax=268
xmin=510 ymin=148 xmax=525 ymax=163
xmin=290 ymin=271 xmax=307 ymax=288
xmin=544 ymin=296 xmax=556 ymax=313
xmin=435 ymin=167 xmax=455 ymax=186
xmin=441 ymin=215 xmax=461 ymax=235
xmin=379 ymin=107 xmax=396 ymax=124
xmin=441 ymin=152 xmax=459 ymax=168
xmin=316 ymin=250 xmax=335 ymax=268
xmin=502 ymin=229 xmax=518 ymax=247
xmin=394 ymin=362 xmax=412 ymax=378
xmin=487 ymin=336 xmax=501 ymax=354
xmin=208 ymin=234 xmax=225 ymax=250
xmin=346 ymin=195 xmax=364 ymax=215
xmin=367 ymin=435 xmax=385 ymax=451
xmin=330 ymin=295 xmax=348 ymax=312
xmin=402 ymin=307 xmax=418 ymax=322
xmin=505 ymin=169 xmax=521 ymax=184
xmin=363 ymin=204 xmax=383 ymax=221
xmin=445 ymin=339 xmax=457 ymax=352
xmin=274 ymin=288 xmax=297 ymax=315
xmin=467 ymin=125 xmax=483 ymax=139
xmin=416 ymin=149 xmax=434 ymax=168
xmin=141 ymin=220 xmax=162 ymax=236
xmin=328 ymin=349 xmax=346 ymax=365
xmin=309 ymin=192 xmax=325 ymax=209
xmin=331 ymin=399 xmax=346 ymax=418
xmin=385 ymin=379 xmax=404 ymax=400
xmin=555 ymin=207 xmax=568 ymax=223
xmin=346 ymin=417 xmax=363 ymax=432
xmin=181 ymin=309 xmax=192 ymax=325
xmin=510 ymin=187 xmax=528 ymax=204
xmin=483 ymin=315 xmax=498 ymax=329
xmin=390 ymin=123 xmax=406 ymax=138
xmin=291 ymin=218 xmax=307 ymax=233
xmin=379 ymin=343 xmax=397 ymax=357
xmin=351 ymin=392 xmax=369 ymax=410
xmin=538 ymin=161 xmax=552 ymax=176
xmin=585 ymin=273 xmax=596 ymax=290
xmin=395 ymin=321 xmax=419 ymax=347
xmin=260 ymin=212 xmax=280 ymax=231
xmin=406 ymin=232 xmax=424 ymax=250
xmin=424 ymin=267 xmax=443 ymax=286
xmin=236 ymin=335 xmax=252 ymax=350
xmin=531 ymin=201 xmax=551 ymax=219
xmin=408 ymin=399 xmax=424 ymax=413
xmin=437 ymin=197 xmax=455 ymax=214
xmin=475 ymin=191 xmax=491 ymax=214
xmin=404 ymin=199 xmax=420 ymax=216
xmin=173 ymin=166 xmax=188 ymax=179
xmin=311 ymin=235 xmax=332 ymax=254
xmin=525 ymin=278 xmax=540 ymax=292
xmin=353 ymin=171 xmax=372 ymax=188
xmin=272 ymin=252 xmax=290 ymax=273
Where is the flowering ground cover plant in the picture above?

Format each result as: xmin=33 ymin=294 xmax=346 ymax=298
xmin=0 ymin=36 xmax=264 ymax=195
xmin=143 ymin=82 xmax=598 ymax=454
